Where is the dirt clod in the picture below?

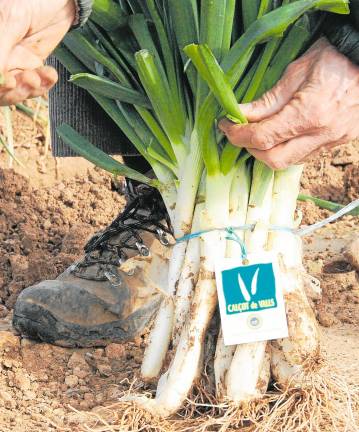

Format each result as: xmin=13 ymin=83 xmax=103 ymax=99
xmin=344 ymin=236 xmax=359 ymax=271
xmin=13 ymin=370 xmax=31 ymax=391
xmin=0 ymin=331 xmax=20 ymax=350
xmin=316 ymin=306 xmax=337 ymax=327
xmin=64 ymin=375 xmax=79 ymax=388
xmin=105 ymin=343 xmax=126 ymax=360
xmin=67 ymin=352 xmax=88 ymax=369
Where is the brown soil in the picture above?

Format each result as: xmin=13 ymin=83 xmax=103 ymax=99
xmin=0 ymin=167 xmax=126 ymax=311
xmin=0 ymin=105 xmax=358 ymax=431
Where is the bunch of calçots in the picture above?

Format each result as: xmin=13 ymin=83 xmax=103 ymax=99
xmin=57 ymin=0 xmax=349 ymax=421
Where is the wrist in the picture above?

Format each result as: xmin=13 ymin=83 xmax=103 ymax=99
xmin=72 ymin=0 xmax=93 ymax=27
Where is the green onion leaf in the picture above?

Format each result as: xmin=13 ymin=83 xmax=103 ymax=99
xmin=69 ymin=73 xmax=151 ymax=108
xmin=298 ymin=194 xmax=359 ymax=216
xmin=223 ymin=0 xmax=349 ymax=85
xmin=57 ymin=124 xmax=155 ymax=186
xmin=184 ymin=44 xmax=247 ymax=124
xmin=91 ymin=0 xmax=128 ymax=31
xmin=64 ymin=31 xmax=128 ymax=83
xmin=242 ymin=0 xmax=261 ymax=31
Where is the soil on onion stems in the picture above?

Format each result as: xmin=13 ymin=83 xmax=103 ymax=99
xmin=0 ymin=107 xmax=357 ymax=431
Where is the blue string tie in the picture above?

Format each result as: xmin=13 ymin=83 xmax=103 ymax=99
xmin=225 ymin=227 xmax=248 ymax=261
xmin=176 ymin=199 xmax=359 ymax=261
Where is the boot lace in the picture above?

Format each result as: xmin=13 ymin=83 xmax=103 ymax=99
xmin=71 ymin=184 xmax=173 ymax=281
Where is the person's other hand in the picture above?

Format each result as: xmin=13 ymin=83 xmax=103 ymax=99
xmin=219 ymin=38 xmax=359 ymax=170
xmin=0 ymin=0 xmax=76 ymax=105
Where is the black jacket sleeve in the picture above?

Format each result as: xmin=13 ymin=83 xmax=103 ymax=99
xmin=48 ymin=56 xmax=137 ymax=158
xmin=323 ymin=0 xmax=359 ymax=64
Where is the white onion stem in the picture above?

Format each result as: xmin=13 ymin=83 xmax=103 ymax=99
xmin=214 ymin=164 xmax=250 ymax=399
xmin=172 ymin=204 xmax=202 ymax=346
xmin=141 ymin=151 xmax=201 ymax=380
xmin=268 ymin=166 xmax=320 ymax=379
xmin=214 ymin=330 xmax=236 ymax=400
xmin=227 ymin=162 xmax=274 ymax=403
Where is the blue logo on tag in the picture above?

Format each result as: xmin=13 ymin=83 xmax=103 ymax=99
xmin=221 ymin=263 xmax=277 ymax=315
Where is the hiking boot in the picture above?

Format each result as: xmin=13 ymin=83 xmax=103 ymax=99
xmin=12 ymin=182 xmax=173 ymax=347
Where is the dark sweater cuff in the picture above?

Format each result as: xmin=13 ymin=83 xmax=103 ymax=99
xmin=323 ymin=15 xmax=359 ymax=65
xmin=73 ymin=0 xmax=93 ymax=27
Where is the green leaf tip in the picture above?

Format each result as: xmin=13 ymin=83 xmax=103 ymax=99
xmin=314 ymin=0 xmax=349 ymax=14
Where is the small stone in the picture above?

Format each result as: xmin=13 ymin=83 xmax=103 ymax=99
xmin=52 ymin=408 xmax=65 ymax=421
xmin=79 ymin=400 xmax=91 ymax=409
xmin=30 ymin=412 xmax=44 ymax=422
xmin=83 ymin=393 xmax=94 ymax=402
xmin=0 ymin=391 xmax=13 ymax=403
xmin=6 ymin=359 xmax=21 ymax=368
xmin=97 ymin=363 xmax=112 ymax=377
xmin=0 ymin=391 xmax=15 ymax=410
xmin=43 ymin=220 xmax=52 ymax=230
xmin=0 ymin=331 xmax=20 ymax=351
xmin=68 ymin=352 xmax=88 ymax=369
xmin=14 ymin=370 xmax=31 ymax=391
xmin=105 ymin=343 xmax=125 ymax=360
xmin=84 ymin=352 xmax=97 ymax=369
xmin=95 ymin=393 xmax=104 ymax=403
xmin=0 ymin=305 xmax=8 ymax=318
xmin=79 ymin=386 xmax=90 ymax=392
xmin=73 ymin=366 xmax=90 ymax=379
xmin=66 ymin=389 xmax=78 ymax=399
xmin=3 ymin=359 xmax=14 ymax=369
xmin=133 ymin=336 xmax=143 ymax=347
xmin=93 ymin=348 xmax=104 ymax=359
xmin=306 ymin=259 xmax=324 ymax=276
xmin=64 ymin=375 xmax=79 ymax=388
xmin=23 ymin=390 xmax=36 ymax=400
xmin=35 ymin=372 xmax=49 ymax=382
xmin=20 ymin=338 xmax=36 ymax=348
xmin=7 ymin=370 xmax=14 ymax=381
xmin=317 ymin=309 xmax=336 ymax=327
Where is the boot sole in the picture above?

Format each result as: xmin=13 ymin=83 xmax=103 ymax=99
xmin=13 ymin=298 xmax=161 ymax=348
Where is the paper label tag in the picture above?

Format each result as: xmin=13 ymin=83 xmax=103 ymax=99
xmin=215 ymin=252 xmax=288 ymax=346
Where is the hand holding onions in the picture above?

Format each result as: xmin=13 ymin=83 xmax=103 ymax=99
xmin=219 ymin=37 xmax=359 ymax=169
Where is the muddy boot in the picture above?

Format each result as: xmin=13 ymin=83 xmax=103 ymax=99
xmin=12 ymin=182 xmax=173 ymax=347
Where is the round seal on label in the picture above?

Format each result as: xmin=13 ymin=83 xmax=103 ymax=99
xmin=247 ymin=314 xmax=263 ymax=330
